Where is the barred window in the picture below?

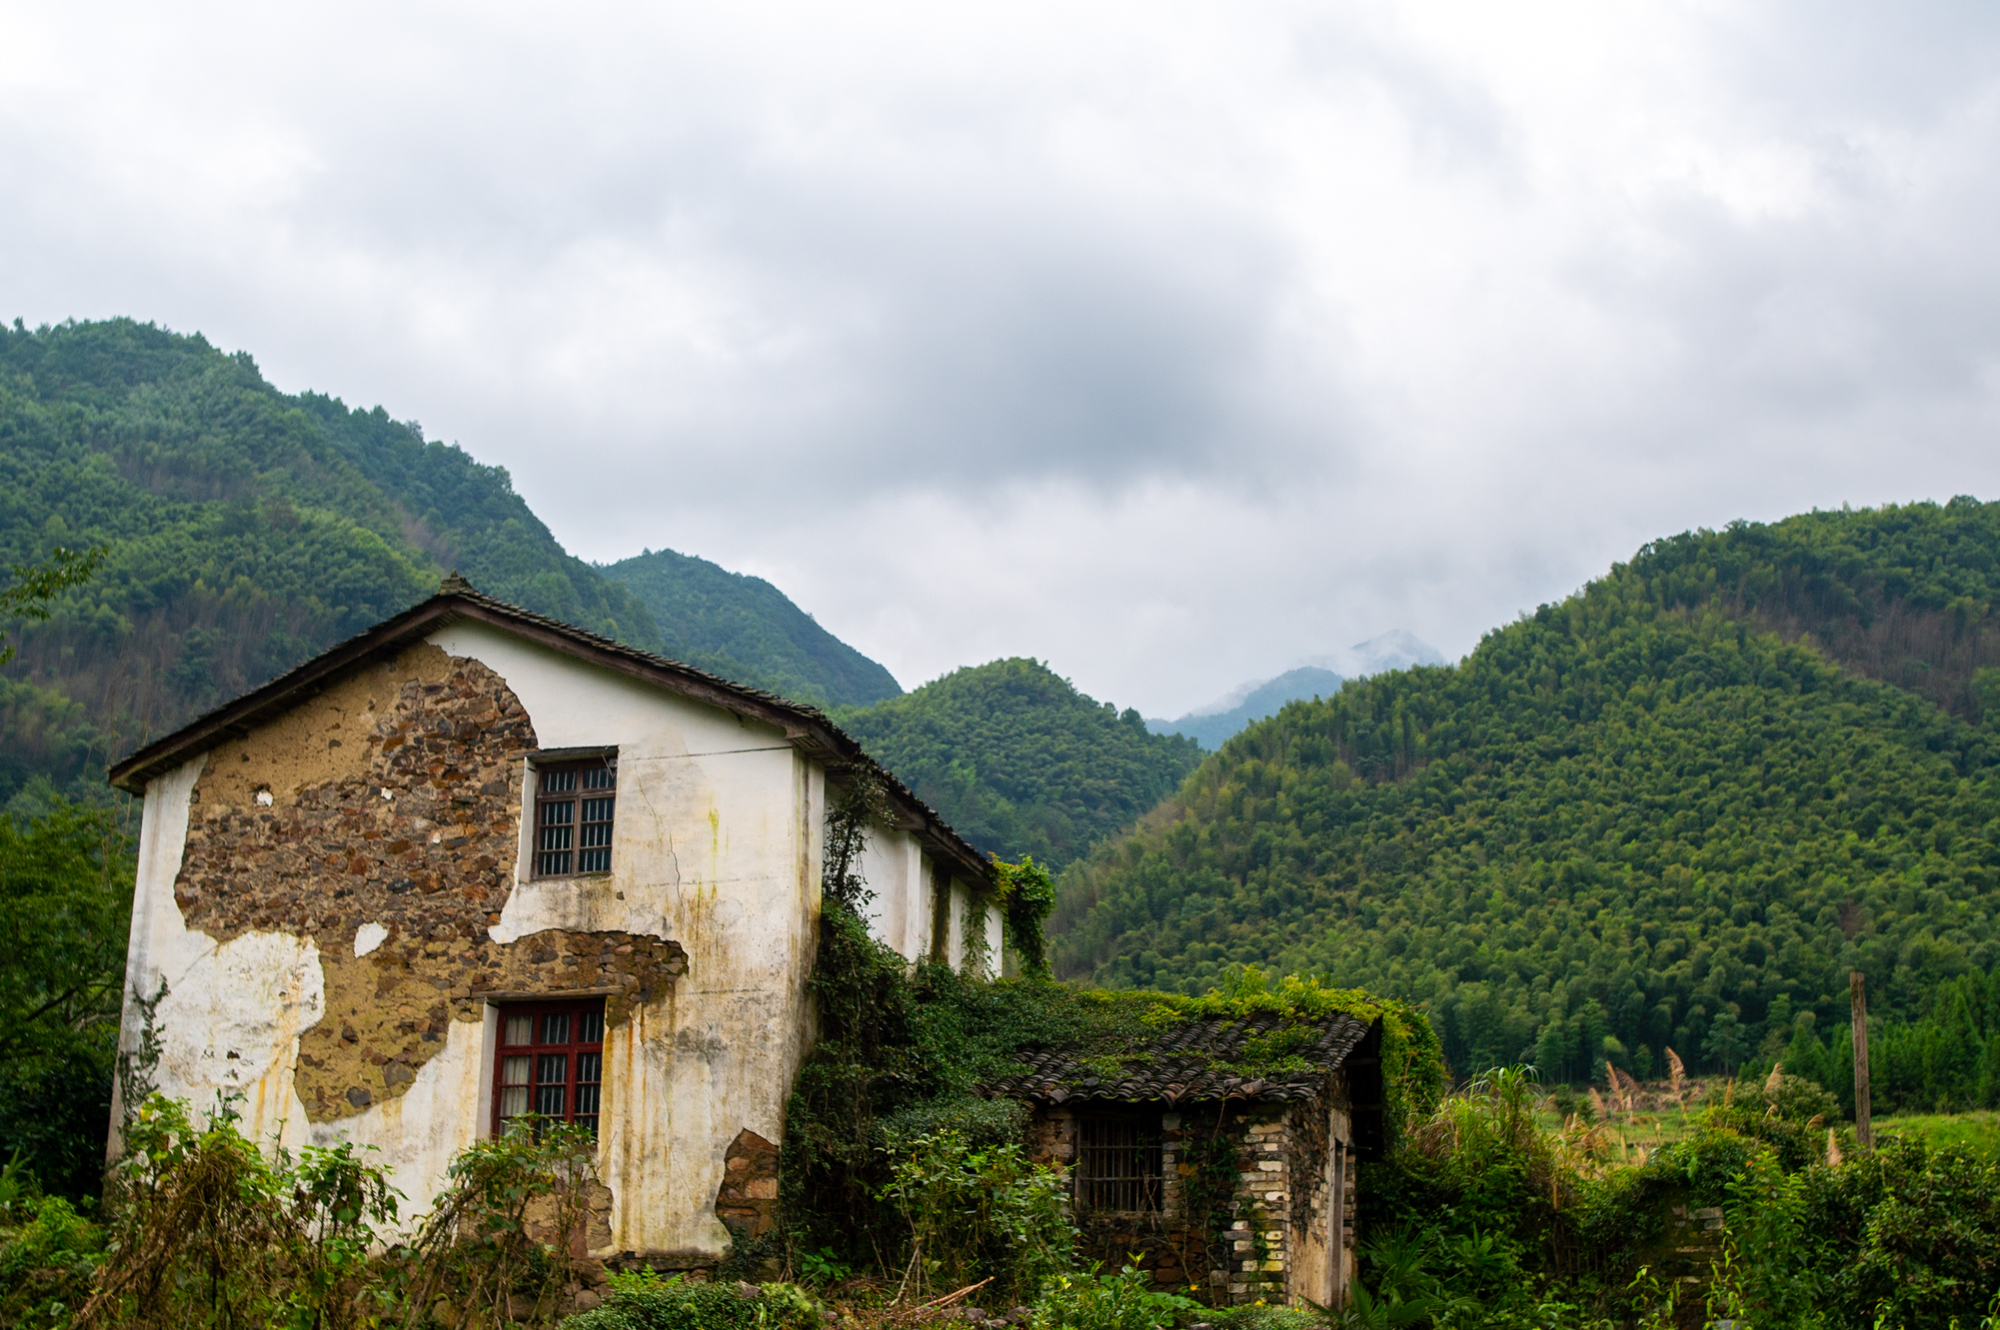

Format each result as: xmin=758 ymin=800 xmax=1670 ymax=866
xmin=1076 ymin=1115 xmax=1163 ymax=1212
xmin=494 ymin=999 xmax=606 ymax=1137
xmin=534 ymin=758 xmax=616 ymax=877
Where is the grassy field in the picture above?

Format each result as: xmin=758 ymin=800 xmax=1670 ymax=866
xmin=1875 ymin=1110 xmax=2000 ymax=1155
xmin=1534 ymin=1091 xmax=2000 ymax=1163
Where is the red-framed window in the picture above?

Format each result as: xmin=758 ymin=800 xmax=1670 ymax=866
xmin=493 ymin=1000 xmax=605 ymax=1136
xmin=533 ymin=757 xmax=617 ymax=878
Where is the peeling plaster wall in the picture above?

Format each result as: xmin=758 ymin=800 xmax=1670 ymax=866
xmin=113 ymin=752 xmax=323 ymax=1155
xmin=114 ymin=613 xmax=985 ymax=1266
xmin=858 ymin=831 xmax=923 ymax=960
xmin=426 ymin=620 xmax=823 ymax=1259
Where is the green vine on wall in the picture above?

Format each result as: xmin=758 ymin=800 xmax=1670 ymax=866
xmin=1174 ymin=1104 xmax=1243 ymax=1296
xmin=993 ymin=856 xmax=1057 ymax=977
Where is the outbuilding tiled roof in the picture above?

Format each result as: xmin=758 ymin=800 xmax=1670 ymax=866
xmin=983 ymin=1010 xmax=1374 ymax=1106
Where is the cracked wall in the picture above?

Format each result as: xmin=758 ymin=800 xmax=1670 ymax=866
xmin=173 ymin=642 xmax=687 ymax=1122
xmin=119 ymin=615 xmax=970 ymax=1265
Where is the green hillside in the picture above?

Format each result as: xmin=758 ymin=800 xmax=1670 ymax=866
xmin=1053 ymin=499 xmax=2000 ymax=1086
xmin=601 ymin=548 xmax=900 ymax=708
xmin=0 ymin=319 xmax=896 ymax=803
xmin=835 ymin=658 xmax=1202 ymax=872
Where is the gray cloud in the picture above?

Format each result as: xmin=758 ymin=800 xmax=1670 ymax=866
xmin=4 ymin=1 xmax=2000 ymax=714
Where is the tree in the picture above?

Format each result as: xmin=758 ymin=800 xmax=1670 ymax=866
xmin=1702 ymin=1011 xmax=1748 ymax=1074
xmin=0 ymin=795 xmax=133 ymax=1195
xmin=0 ymin=545 xmax=105 ymax=665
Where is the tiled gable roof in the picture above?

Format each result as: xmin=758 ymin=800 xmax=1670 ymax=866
xmin=983 ymin=1010 xmax=1373 ymax=1106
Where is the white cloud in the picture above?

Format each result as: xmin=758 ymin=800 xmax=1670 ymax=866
xmin=4 ymin=0 xmax=2000 ymax=714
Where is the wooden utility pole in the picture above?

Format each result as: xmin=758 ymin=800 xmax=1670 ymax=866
xmin=1851 ymin=971 xmax=1873 ymax=1151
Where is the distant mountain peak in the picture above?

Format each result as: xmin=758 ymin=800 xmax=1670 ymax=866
xmin=1299 ymin=629 xmax=1447 ymax=679
xmin=1147 ymin=630 xmax=1444 ymax=750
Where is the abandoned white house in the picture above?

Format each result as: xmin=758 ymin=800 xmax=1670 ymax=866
xmin=988 ymin=1011 xmax=1383 ymax=1307
xmin=106 ymin=576 xmax=1000 ymax=1266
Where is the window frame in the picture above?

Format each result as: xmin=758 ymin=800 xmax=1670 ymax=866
xmin=530 ymin=753 xmax=618 ymax=880
xmin=1074 ymin=1111 xmax=1165 ymax=1214
xmin=491 ymin=998 xmax=607 ymax=1138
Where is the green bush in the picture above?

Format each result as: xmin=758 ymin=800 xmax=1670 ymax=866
xmin=0 ymin=1192 xmax=103 ymax=1327
xmin=882 ymin=1130 xmax=1075 ymax=1302
xmin=1025 ymin=1264 xmax=1202 ymax=1330
xmin=562 ymin=1271 xmax=822 ymax=1330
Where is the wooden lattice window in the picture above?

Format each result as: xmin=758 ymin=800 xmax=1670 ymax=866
xmin=493 ymin=1000 xmax=606 ymax=1136
xmin=533 ymin=757 xmax=616 ymax=878
xmin=1076 ymin=1114 xmax=1163 ymax=1212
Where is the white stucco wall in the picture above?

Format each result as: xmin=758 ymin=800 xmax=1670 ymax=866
xmin=112 ymin=754 xmax=325 ymax=1155
xmin=428 ymin=619 xmax=823 ymax=1256
xmin=113 ymin=617 xmax=995 ymax=1260
xmin=855 ymin=830 xmax=1002 ymax=974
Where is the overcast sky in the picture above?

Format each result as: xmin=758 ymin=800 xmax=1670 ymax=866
xmin=5 ymin=2 xmax=2000 ymax=715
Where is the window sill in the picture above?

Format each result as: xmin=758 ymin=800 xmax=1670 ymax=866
xmin=528 ymin=870 xmax=616 ymax=883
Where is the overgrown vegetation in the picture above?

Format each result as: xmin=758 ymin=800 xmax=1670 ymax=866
xmin=0 ymin=1095 xmax=609 ymax=1330
xmin=1057 ymin=498 xmax=2000 ymax=1087
xmin=1354 ymin=1067 xmax=2000 ymax=1329
xmin=0 ymin=792 xmax=132 ymax=1198
xmin=835 ymin=658 xmax=1203 ymax=872
xmin=781 ymin=825 xmax=1440 ymax=1304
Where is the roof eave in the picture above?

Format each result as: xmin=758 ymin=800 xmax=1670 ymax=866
xmin=104 ymin=587 xmax=995 ymax=885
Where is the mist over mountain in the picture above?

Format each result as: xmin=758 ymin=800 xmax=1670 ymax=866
xmin=1147 ymin=630 xmax=1444 ymax=750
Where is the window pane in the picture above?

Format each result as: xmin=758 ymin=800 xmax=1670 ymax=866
xmin=577 ymin=1051 xmax=602 ymax=1084
xmin=499 ymin=1086 xmax=529 ymax=1118
xmin=575 ymin=1084 xmax=601 ymax=1116
xmin=582 ymin=766 xmax=615 ymax=790
xmin=579 ymin=1010 xmax=604 ymax=1043
xmin=503 ymin=1016 xmax=533 ymax=1047
xmin=537 ymin=1052 xmax=567 ymax=1083
xmin=535 ymin=1084 xmax=565 ymax=1116
xmin=501 ymin=1055 xmax=531 ymax=1085
xmin=542 ymin=1013 xmax=571 ymax=1045
xmin=542 ymin=769 xmax=577 ymax=793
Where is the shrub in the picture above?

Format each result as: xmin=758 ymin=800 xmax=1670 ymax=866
xmin=881 ymin=1130 xmax=1075 ymax=1302
xmin=1025 ymin=1263 xmax=1202 ymax=1330
xmin=396 ymin=1116 xmax=603 ymax=1328
xmin=562 ymin=1271 xmax=822 ymax=1330
xmin=0 ymin=1192 xmax=104 ymax=1327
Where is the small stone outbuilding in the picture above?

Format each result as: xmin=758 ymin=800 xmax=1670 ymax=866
xmin=988 ymin=1011 xmax=1385 ymax=1308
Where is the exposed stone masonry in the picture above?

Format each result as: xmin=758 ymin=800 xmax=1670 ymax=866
xmin=714 ymin=1129 xmax=782 ymax=1241
xmin=174 ymin=642 xmax=687 ymax=1122
xmin=1026 ymin=1104 xmax=1302 ymax=1306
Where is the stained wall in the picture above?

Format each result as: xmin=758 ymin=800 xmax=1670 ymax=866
xmin=113 ymin=618 xmax=982 ymax=1264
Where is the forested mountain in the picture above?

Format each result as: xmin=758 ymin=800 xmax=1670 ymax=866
xmin=835 ymin=659 xmax=1203 ymax=871
xmin=0 ymin=319 xmax=894 ymax=804
xmin=601 ymin=548 xmax=900 ymax=708
xmin=1053 ymin=499 xmax=2000 ymax=1087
